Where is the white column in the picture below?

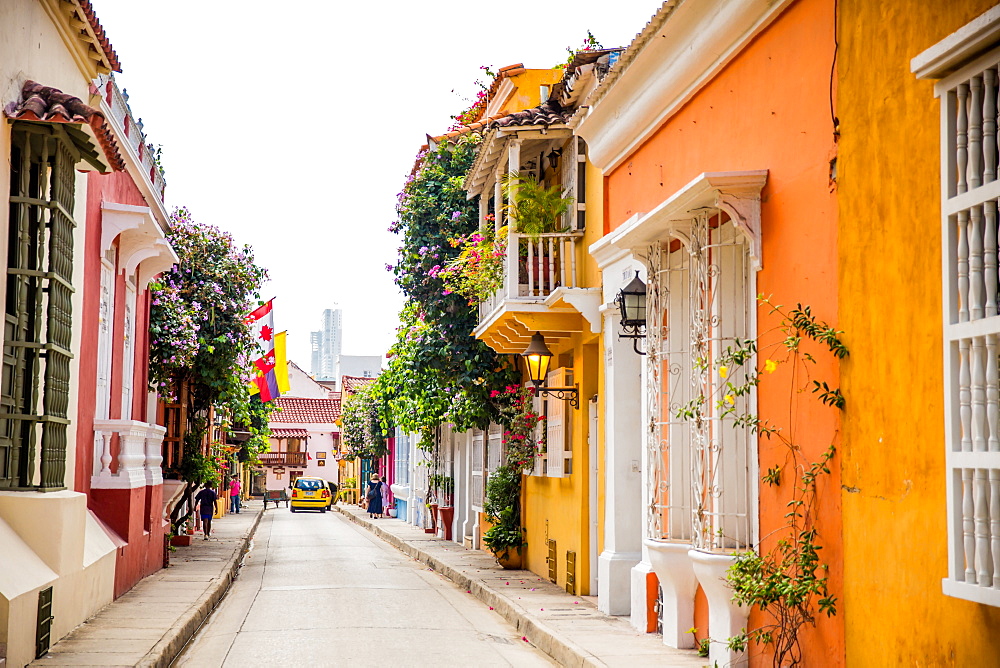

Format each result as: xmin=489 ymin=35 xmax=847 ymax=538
xmin=598 ymin=288 xmax=644 ymax=616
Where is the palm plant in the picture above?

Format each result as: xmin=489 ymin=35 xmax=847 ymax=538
xmin=501 ymin=172 xmax=574 ymax=241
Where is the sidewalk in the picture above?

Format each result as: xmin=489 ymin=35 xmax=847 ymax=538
xmin=333 ymin=504 xmax=704 ymax=668
xmin=31 ymin=501 xmax=263 ymax=668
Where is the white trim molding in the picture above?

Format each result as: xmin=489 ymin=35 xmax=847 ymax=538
xmin=589 ymin=170 xmax=768 ymax=267
xmin=574 ymin=0 xmax=793 ymax=172
xmin=108 ymin=203 xmax=178 ymax=289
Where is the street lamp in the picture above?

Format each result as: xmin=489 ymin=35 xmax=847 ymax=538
xmin=521 ymin=332 xmax=579 ymax=408
xmin=615 ymin=271 xmax=647 ymax=355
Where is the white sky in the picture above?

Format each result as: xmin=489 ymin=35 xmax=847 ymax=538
xmin=91 ymin=1 xmax=660 ymax=367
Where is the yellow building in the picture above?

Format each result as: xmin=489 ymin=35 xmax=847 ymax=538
xmin=458 ymin=55 xmax=618 ymax=594
xmin=839 ymin=1 xmax=1000 ymax=662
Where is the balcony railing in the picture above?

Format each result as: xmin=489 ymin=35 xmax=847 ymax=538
xmin=479 ymin=230 xmax=584 ymax=320
xmin=259 ymin=451 xmax=307 ymax=467
xmin=96 ymin=74 xmax=167 ymax=203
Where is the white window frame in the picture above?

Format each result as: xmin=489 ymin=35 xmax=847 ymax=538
xmin=914 ymin=9 xmax=1000 ymax=606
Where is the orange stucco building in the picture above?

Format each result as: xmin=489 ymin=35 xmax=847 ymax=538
xmin=583 ymin=0 xmax=844 ymax=664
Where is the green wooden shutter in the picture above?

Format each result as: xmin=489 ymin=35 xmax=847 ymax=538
xmin=2 ymin=124 xmax=77 ymax=490
xmin=35 ymin=585 xmax=53 ymax=658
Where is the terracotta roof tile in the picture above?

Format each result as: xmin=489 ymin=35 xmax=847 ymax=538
xmin=4 ymin=81 xmax=125 ymax=172
xmin=272 ymin=397 xmax=342 ymax=423
xmin=76 ymin=0 xmax=122 ymax=72
xmin=489 ymin=98 xmax=572 ymax=129
xmin=271 ymin=428 xmax=309 ymax=439
xmin=342 ymin=376 xmax=376 ymax=397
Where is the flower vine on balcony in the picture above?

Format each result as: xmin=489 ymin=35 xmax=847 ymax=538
xmin=438 ymin=221 xmax=506 ymax=306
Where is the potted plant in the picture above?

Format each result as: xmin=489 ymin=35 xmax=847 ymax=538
xmin=480 ymin=386 xmax=543 ymax=567
xmin=437 ymin=476 xmax=455 ymax=541
xmin=501 ymin=173 xmax=574 ymax=241
xmin=501 ymin=173 xmax=574 ymax=288
xmin=482 ymin=507 xmax=526 ymax=569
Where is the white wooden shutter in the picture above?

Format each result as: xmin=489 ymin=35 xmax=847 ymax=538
xmin=471 ymin=429 xmax=484 ymax=511
xmin=546 ymin=369 xmax=569 ymax=478
xmin=532 ymin=392 xmax=545 ymax=476
xmin=487 ymin=423 xmax=503 ymax=471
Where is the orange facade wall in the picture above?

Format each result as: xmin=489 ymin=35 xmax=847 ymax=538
xmin=605 ymin=0 xmax=843 ymax=663
xmin=837 ymin=0 xmax=1000 ymax=663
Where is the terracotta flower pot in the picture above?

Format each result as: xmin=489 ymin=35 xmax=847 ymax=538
xmin=495 ymin=550 xmax=523 ymax=570
xmin=438 ymin=506 xmax=454 ymax=541
xmin=425 ymin=503 xmax=439 ymax=534
xmin=170 ymin=534 xmax=192 ymax=547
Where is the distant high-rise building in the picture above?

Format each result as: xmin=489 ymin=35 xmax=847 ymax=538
xmin=309 ymin=308 xmax=342 ymax=381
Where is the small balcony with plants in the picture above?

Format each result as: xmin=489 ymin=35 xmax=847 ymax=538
xmin=450 ymin=129 xmax=601 ymax=356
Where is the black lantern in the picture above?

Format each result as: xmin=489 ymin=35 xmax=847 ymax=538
xmin=546 ymin=148 xmax=563 ymax=171
xmin=615 ymin=271 xmax=647 ymax=355
xmin=520 ymin=332 xmax=579 ymax=408
xmin=522 ymin=332 xmax=552 ymax=388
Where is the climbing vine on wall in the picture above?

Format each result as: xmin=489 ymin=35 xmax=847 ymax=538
xmin=718 ymin=298 xmax=847 ymax=667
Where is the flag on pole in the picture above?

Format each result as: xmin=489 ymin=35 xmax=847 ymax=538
xmin=246 ymin=299 xmax=284 ymax=403
xmin=246 ymin=300 xmax=275 ymax=357
xmin=274 ymin=331 xmax=290 ymax=394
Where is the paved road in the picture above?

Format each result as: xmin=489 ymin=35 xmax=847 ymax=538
xmin=174 ymin=507 xmax=555 ymax=667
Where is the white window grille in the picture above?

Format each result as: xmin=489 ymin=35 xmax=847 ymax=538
xmin=917 ymin=28 xmax=1000 ymax=606
xmin=94 ymin=253 xmax=115 ymax=475
xmin=471 ymin=429 xmax=485 ymax=511
xmin=647 ymin=213 xmax=756 ymax=552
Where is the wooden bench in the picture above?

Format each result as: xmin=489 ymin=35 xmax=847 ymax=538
xmin=263 ymin=489 xmax=289 ymax=509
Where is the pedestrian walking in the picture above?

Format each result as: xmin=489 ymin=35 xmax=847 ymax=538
xmin=195 ymin=484 xmax=218 ymax=539
xmin=380 ymin=478 xmax=392 ymax=517
xmin=229 ymin=478 xmax=241 ymax=514
xmin=366 ymin=474 xmax=383 ymax=519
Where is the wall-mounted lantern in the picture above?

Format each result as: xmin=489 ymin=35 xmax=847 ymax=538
xmin=521 ymin=332 xmax=579 ymax=408
xmin=615 ymin=271 xmax=647 ymax=355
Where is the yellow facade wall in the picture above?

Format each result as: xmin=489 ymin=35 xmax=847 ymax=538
xmin=522 ymin=341 xmax=600 ymax=594
xmin=838 ymin=1 xmax=1000 ymax=663
xmin=520 ymin=151 xmax=604 ymax=593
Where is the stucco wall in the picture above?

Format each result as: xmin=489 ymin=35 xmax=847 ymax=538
xmin=603 ymin=0 xmax=843 ymax=661
xmin=837 ymin=0 xmax=1000 ymax=663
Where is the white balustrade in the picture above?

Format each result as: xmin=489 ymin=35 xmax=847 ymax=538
xmin=97 ymin=75 xmax=167 ymax=202
xmin=479 ymin=231 xmax=584 ymax=321
xmin=91 ymin=419 xmax=165 ymax=490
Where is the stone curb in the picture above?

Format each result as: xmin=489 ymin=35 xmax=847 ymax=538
xmin=333 ymin=504 xmax=604 ymax=668
xmin=136 ymin=509 xmax=263 ymax=668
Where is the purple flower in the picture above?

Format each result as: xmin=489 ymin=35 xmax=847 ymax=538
xmin=451 ymin=211 xmax=462 ymax=220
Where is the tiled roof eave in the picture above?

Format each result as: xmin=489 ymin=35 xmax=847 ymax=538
xmin=580 ymin=1 xmax=679 ymax=112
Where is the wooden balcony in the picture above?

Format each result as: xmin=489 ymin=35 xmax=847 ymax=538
xmin=259 ymin=451 xmax=306 ymax=467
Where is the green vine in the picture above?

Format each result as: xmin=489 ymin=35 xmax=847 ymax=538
xmin=341 ymin=381 xmax=389 ymax=460
xmin=717 ymin=297 xmax=846 ymax=667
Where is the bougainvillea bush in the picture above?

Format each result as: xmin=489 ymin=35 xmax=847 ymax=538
xmin=149 ymin=207 xmax=273 ymax=495
xmin=380 ymin=137 xmax=518 ymax=445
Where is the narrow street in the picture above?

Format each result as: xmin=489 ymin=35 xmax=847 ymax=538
xmin=174 ymin=509 xmax=554 ymax=667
